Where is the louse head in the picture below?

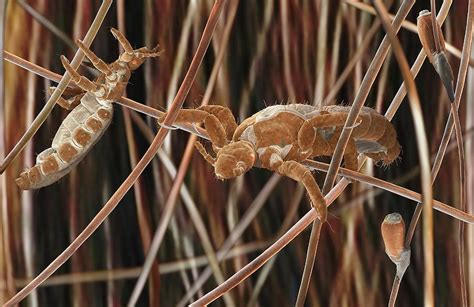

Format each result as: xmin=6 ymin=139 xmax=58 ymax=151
xmin=214 ymin=141 xmax=256 ymax=180
xmin=125 ymin=45 xmax=163 ymax=71
xmin=110 ymin=28 xmax=163 ymax=71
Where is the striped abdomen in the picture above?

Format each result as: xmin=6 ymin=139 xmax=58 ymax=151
xmin=347 ymin=106 xmax=400 ymax=164
xmin=16 ymin=93 xmax=113 ymax=189
xmin=312 ymin=105 xmax=400 ymax=165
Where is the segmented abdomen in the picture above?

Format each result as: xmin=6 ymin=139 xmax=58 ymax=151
xmin=322 ymin=105 xmax=400 ymax=164
xmin=16 ymin=93 xmax=113 ymax=189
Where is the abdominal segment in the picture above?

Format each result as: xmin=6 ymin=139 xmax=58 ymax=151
xmin=16 ymin=93 xmax=113 ymax=190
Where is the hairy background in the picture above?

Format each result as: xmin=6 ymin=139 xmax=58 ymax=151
xmin=1 ymin=0 xmax=472 ymax=306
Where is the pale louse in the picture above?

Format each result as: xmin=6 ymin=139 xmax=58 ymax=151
xmin=15 ymin=28 xmax=162 ymax=189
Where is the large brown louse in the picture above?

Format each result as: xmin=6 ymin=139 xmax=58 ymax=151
xmin=160 ymin=103 xmax=400 ymax=223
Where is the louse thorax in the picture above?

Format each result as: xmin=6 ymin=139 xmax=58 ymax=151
xmin=95 ymin=61 xmax=132 ymax=101
xmin=109 ymin=61 xmax=132 ymax=82
xmin=214 ymin=141 xmax=256 ymax=180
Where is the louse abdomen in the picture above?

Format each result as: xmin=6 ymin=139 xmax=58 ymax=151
xmin=315 ymin=105 xmax=400 ymax=165
xmin=352 ymin=107 xmax=401 ymax=165
xmin=15 ymin=93 xmax=114 ymax=189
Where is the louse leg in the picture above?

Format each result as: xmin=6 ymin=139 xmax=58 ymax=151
xmin=279 ymin=161 xmax=327 ymax=223
xmin=314 ymin=128 xmax=358 ymax=171
xmin=298 ymin=112 xmax=361 ymax=153
xmin=159 ymin=109 xmax=228 ymax=148
xmin=56 ymin=95 xmax=84 ymax=110
xmin=343 ymin=138 xmax=359 ymax=171
xmin=194 ymin=141 xmax=216 ymax=165
xmin=60 ymin=56 xmax=103 ymax=95
xmin=49 ymin=86 xmax=85 ymax=97
xmin=203 ymin=114 xmax=227 ymax=148
xmin=197 ymin=105 xmax=238 ymax=140
xmin=260 ymin=147 xmax=327 ymax=223
xmin=75 ymin=39 xmax=113 ymax=77
xmin=48 ymin=86 xmax=85 ymax=110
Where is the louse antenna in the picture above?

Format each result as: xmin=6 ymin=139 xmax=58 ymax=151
xmin=136 ymin=45 xmax=164 ymax=59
